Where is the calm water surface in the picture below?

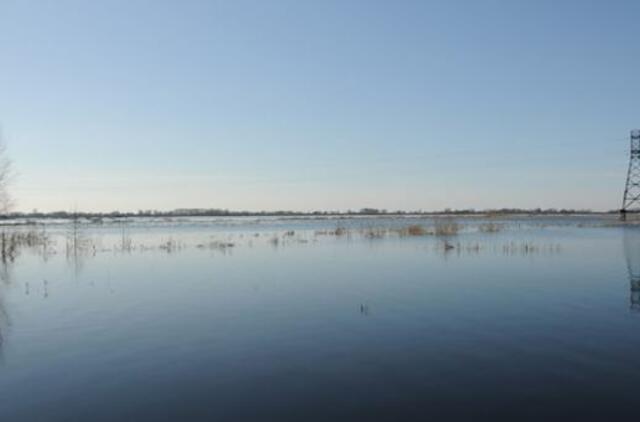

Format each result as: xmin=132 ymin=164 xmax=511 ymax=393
xmin=0 ymin=216 xmax=639 ymax=420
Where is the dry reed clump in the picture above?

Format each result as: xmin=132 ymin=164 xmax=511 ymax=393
xmin=407 ymin=224 xmax=427 ymax=236
xmin=479 ymin=223 xmax=503 ymax=233
xmin=394 ymin=224 xmax=429 ymax=237
xmin=434 ymin=220 xmax=461 ymax=236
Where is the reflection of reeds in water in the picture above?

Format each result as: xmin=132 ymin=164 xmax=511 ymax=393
xmin=436 ymin=241 xmax=561 ymax=256
xmin=500 ymin=241 xmax=561 ymax=255
xmin=196 ymin=241 xmax=235 ymax=252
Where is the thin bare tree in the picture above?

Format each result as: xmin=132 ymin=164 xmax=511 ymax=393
xmin=0 ymin=131 xmax=12 ymax=214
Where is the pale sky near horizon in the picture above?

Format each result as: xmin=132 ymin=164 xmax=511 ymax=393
xmin=0 ymin=0 xmax=638 ymax=212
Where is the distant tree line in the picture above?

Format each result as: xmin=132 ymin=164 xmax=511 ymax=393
xmin=0 ymin=207 xmax=614 ymax=221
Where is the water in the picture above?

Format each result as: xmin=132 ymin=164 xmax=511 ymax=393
xmin=0 ymin=216 xmax=639 ymax=420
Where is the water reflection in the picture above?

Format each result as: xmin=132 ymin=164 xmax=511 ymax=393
xmin=0 ymin=260 xmax=12 ymax=360
xmin=2 ymin=218 xmax=640 ymax=420
xmin=624 ymin=229 xmax=640 ymax=311
xmin=0 ymin=290 xmax=7 ymax=358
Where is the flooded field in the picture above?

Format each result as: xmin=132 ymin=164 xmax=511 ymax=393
xmin=1 ymin=215 xmax=639 ymax=420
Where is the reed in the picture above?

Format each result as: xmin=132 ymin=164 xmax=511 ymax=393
xmin=479 ymin=222 xmax=502 ymax=233
xmin=434 ymin=219 xmax=461 ymax=236
xmin=0 ymin=228 xmax=50 ymax=262
xmin=395 ymin=224 xmax=428 ymax=237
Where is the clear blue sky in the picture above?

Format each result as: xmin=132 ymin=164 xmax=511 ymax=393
xmin=0 ymin=0 xmax=638 ymax=212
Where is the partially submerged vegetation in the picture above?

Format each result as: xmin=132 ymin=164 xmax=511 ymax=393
xmin=434 ymin=219 xmax=461 ymax=236
xmin=1 ymin=228 xmax=50 ymax=262
xmin=315 ymin=224 xmax=348 ymax=237
xmin=398 ymin=224 xmax=428 ymax=237
xmin=479 ymin=222 xmax=503 ymax=233
xmin=0 ymin=215 xmax=573 ymax=263
xmin=320 ymin=220 xmax=463 ymax=239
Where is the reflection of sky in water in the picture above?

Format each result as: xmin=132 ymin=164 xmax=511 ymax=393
xmin=0 ymin=217 xmax=639 ymax=420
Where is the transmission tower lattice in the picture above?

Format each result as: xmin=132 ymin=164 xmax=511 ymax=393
xmin=622 ymin=130 xmax=640 ymax=219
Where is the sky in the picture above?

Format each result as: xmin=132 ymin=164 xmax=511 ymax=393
xmin=0 ymin=0 xmax=639 ymax=212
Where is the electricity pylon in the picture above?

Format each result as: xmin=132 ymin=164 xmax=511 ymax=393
xmin=621 ymin=129 xmax=640 ymax=220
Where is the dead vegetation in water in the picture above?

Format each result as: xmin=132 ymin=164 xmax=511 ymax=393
xmin=315 ymin=224 xmax=348 ymax=237
xmin=361 ymin=222 xmax=461 ymax=239
xmin=159 ymin=238 xmax=185 ymax=253
xmin=434 ymin=219 xmax=461 ymax=236
xmin=478 ymin=223 xmax=503 ymax=233
xmin=396 ymin=224 xmax=428 ymax=237
xmin=0 ymin=215 xmax=570 ymax=262
xmin=65 ymin=214 xmax=94 ymax=257
xmin=364 ymin=226 xmax=387 ymax=239
xmin=118 ymin=221 xmax=133 ymax=252
xmin=266 ymin=230 xmax=312 ymax=247
xmin=1 ymin=228 xmax=51 ymax=262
